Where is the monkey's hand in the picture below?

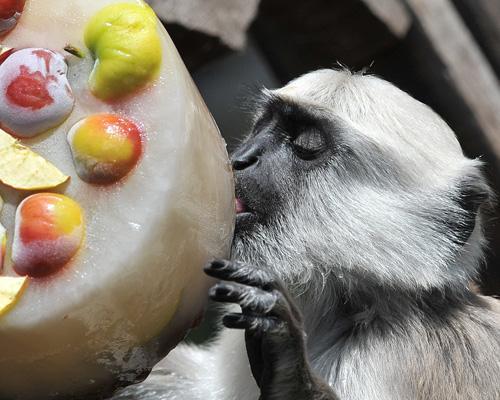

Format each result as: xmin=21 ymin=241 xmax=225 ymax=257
xmin=205 ymin=260 xmax=339 ymax=400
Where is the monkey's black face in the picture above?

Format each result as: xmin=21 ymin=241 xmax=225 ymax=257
xmin=232 ymin=94 xmax=338 ymax=236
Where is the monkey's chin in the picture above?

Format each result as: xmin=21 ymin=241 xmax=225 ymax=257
xmin=235 ymin=212 xmax=258 ymax=235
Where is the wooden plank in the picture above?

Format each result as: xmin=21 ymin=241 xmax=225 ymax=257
xmin=404 ymin=0 xmax=500 ymax=164
xmin=362 ymin=0 xmax=411 ymax=37
xmin=148 ymin=0 xmax=260 ymax=49
xmin=452 ymin=0 xmax=500 ymax=78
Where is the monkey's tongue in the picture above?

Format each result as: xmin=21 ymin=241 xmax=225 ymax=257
xmin=235 ymin=198 xmax=246 ymax=214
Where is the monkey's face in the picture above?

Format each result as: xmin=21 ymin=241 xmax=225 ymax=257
xmin=231 ymin=69 xmax=488 ymax=294
xmin=232 ymin=93 xmax=337 ymax=235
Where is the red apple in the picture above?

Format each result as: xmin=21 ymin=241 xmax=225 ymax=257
xmin=0 ymin=0 xmax=24 ymax=37
xmin=0 ymin=48 xmax=75 ymax=137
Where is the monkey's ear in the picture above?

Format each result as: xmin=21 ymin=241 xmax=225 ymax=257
xmin=453 ymin=176 xmax=492 ymax=245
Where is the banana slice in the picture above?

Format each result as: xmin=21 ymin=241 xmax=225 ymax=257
xmin=0 ymin=276 xmax=28 ymax=317
xmin=0 ymin=129 xmax=69 ymax=190
xmin=0 ymin=195 xmax=5 ymax=272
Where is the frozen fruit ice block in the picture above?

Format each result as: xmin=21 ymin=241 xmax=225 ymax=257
xmin=0 ymin=0 xmax=235 ymax=398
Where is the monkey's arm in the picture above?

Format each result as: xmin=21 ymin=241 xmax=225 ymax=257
xmin=206 ymin=260 xmax=340 ymax=400
xmin=110 ymin=344 xmax=213 ymax=400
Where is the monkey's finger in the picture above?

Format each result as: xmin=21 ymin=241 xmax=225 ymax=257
xmin=209 ymin=282 xmax=278 ymax=314
xmin=222 ymin=312 xmax=283 ymax=332
xmin=205 ymin=260 xmax=304 ymax=325
xmin=204 ymin=259 xmax=278 ymax=291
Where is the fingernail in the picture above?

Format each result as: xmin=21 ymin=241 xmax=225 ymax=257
xmin=210 ymin=260 xmax=226 ymax=270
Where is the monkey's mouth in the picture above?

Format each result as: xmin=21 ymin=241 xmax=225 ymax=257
xmin=236 ymin=198 xmax=247 ymax=214
xmin=235 ymin=198 xmax=255 ymax=216
xmin=235 ymin=197 xmax=257 ymax=233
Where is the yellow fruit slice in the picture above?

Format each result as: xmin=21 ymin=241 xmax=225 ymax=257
xmin=0 ymin=45 xmax=13 ymax=59
xmin=0 ymin=129 xmax=69 ymax=190
xmin=0 ymin=194 xmax=5 ymax=272
xmin=0 ymin=228 xmax=5 ymax=272
xmin=0 ymin=276 xmax=28 ymax=317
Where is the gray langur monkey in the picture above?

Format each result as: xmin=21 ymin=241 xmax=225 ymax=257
xmin=114 ymin=69 xmax=500 ymax=400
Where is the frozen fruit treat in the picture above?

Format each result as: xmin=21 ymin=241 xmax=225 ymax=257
xmin=0 ymin=1 xmax=235 ymax=399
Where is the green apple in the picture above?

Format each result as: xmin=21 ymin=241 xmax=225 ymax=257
xmin=84 ymin=2 xmax=162 ymax=101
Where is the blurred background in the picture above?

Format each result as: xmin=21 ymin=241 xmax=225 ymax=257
xmin=147 ymin=0 xmax=500 ymax=311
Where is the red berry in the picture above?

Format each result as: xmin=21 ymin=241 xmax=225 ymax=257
xmin=0 ymin=0 xmax=23 ymax=18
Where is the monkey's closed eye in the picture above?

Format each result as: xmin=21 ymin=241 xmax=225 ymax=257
xmin=292 ymin=129 xmax=326 ymax=159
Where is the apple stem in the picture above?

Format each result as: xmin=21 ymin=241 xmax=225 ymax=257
xmin=64 ymin=45 xmax=85 ymax=59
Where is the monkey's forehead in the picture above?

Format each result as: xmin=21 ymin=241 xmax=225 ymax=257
xmin=275 ymin=69 xmax=418 ymax=118
xmin=275 ymin=69 xmax=351 ymax=101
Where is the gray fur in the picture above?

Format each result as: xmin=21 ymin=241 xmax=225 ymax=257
xmin=113 ymin=69 xmax=500 ymax=400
